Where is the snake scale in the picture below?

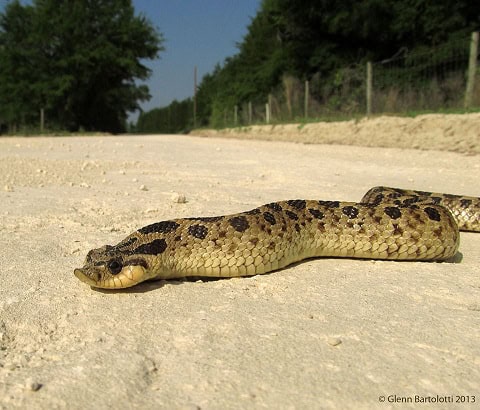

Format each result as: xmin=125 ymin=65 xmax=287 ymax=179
xmin=74 ymin=186 xmax=480 ymax=289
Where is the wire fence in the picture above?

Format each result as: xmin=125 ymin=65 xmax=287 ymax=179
xmin=217 ymin=32 xmax=479 ymax=128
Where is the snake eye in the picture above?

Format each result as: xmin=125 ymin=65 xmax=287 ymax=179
xmin=107 ymin=260 xmax=122 ymax=275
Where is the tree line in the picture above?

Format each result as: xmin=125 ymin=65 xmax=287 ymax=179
xmin=1 ymin=1 xmax=477 ymax=134
xmin=137 ymin=0 xmax=480 ymax=132
xmin=0 ymin=0 xmax=163 ymax=133
xmin=135 ymin=99 xmax=193 ymax=134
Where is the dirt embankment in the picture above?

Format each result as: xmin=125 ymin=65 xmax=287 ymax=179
xmin=192 ymin=112 xmax=480 ymax=154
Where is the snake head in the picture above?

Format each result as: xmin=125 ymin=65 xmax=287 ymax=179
xmin=74 ymin=245 xmax=148 ymax=289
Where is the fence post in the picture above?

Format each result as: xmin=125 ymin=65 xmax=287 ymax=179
xmin=40 ymin=108 xmax=44 ymax=133
xmin=465 ymin=31 xmax=479 ymax=109
xmin=366 ymin=62 xmax=373 ymax=116
xmin=265 ymin=103 xmax=270 ymax=124
xmin=304 ymin=80 xmax=309 ymax=118
xmin=268 ymin=94 xmax=273 ymax=123
xmin=248 ymin=101 xmax=252 ymax=124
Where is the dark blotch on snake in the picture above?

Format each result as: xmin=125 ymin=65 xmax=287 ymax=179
xmin=287 ymin=200 xmax=306 ymax=210
xmin=124 ymin=258 xmax=148 ymax=269
xmin=388 ymin=192 xmax=402 ymax=199
xmin=116 ymin=237 xmax=138 ymax=249
xmin=188 ymin=224 xmax=209 ymax=239
xmin=308 ymin=208 xmax=324 ymax=219
xmin=414 ymin=190 xmax=431 ymax=196
xmin=384 ymin=207 xmax=402 ymax=220
xmin=460 ymin=199 xmax=472 ymax=208
xmin=263 ymin=212 xmax=276 ymax=225
xmin=245 ymin=208 xmax=261 ymax=215
xmin=342 ymin=206 xmax=359 ymax=219
xmin=229 ymin=216 xmax=250 ymax=232
xmin=285 ymin=210 xmax=299 ymax=220
xmin=401 ymin=197 xmax=420 ymax=207
xmin=266 ymin=202 xmax=283 ymax=212
xmin=424 ymin=207 xmax=441 ymax=221
xmin=138 ymin=221 xmax=180 ymax=234
xmin=368 ymin=194 xmax=384 ymax=206
xmin=318 ymin=200 xmax=340 ymax=208
xmin=132 ymin=239 xmax=167 ymax=255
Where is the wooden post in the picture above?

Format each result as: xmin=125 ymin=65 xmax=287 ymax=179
xmin=465 ymin=32 xmax=479 ymax=109
xmin=304 ymin=80 xmax=309 ymax=118
xmin=248 ymin=101 xmax=252 ymax=124
xmin=265 ymin=103 xmax=270 ymax=124
xmin=167 ymin=105 xmax=171 ymax=130
xmin=40 ymin=108 xmax=44 ymax=133
xmin=366 ymin=61 xmax=373 ymax=116
xmin=234 ymin=105 xmax=238 ymax=126
xmin=268 ymin=94 xmax=273 ymax=122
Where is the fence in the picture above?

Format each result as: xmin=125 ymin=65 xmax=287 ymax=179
xmin=218 ymin=32 xmax=479 ymax=127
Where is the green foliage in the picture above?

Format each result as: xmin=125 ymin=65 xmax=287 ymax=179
xmin=136 ymin=99 xmax=193 ymax=134
xmin=139 ymin=0 xmax=479 ymax=131
xmin=0 ymin=0 xmax=163 ymax=133
xmin=0 ymin=1 xmax=37 ymax=126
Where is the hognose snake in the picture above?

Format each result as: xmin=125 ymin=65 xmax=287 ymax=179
xmin=74 ymin=186 xmax=480 ymax=289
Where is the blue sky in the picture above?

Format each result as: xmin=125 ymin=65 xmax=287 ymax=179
xmin=0 ymin=0 xmax=261 ymax=120
xmin=133 ymin=0 xmax=261 ymax=120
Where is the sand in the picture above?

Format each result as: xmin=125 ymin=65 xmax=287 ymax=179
xmin=0 ymin=113 xmax=479 ymax=409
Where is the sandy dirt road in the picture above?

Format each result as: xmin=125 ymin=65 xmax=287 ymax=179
xmin=0 ymin=120 xmax=479 ymax=409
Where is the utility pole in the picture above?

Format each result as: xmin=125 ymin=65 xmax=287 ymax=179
xmin=193 ymin=66 xmax=197 ymax=128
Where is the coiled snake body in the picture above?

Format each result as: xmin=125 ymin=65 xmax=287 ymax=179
xmin=74 ymin=187 xmax=480 ymax=289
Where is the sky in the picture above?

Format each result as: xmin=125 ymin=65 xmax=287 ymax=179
xmin=0 ymin=0 xmax=261 ymax=121
xmin=132 ymin=0 xmax=261 ymax=120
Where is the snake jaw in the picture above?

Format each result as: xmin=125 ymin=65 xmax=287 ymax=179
xmin=74 ymin=265 xmax=148 ymax=289
xmin=74 ymin=268 xmax=98 ymax=287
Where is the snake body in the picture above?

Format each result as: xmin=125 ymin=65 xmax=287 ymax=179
xmin=74 ymin=187 xmax=480 ymax=289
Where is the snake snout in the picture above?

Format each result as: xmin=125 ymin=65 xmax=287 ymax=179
xmin=74 ymin=268 xmax=85 ymax=280
xmin=74 ymin=268 xmax=102 ymax=286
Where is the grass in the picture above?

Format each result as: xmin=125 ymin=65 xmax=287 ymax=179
xmin=205 ymin=106 xmax=480 ymax=132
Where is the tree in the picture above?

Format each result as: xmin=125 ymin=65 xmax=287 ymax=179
xmin=138 ymin=0 xmax=480 ymax=130
xmin=0 ymin=0 xmax=164 ymax=133
xmin=0 ymin=2 xmax=38 ymax=128
xmin=136 ymin=99 xmax=194 ymax=134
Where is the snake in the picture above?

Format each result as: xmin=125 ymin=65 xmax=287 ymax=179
xmin=74 ymin=186 xmax=480 ymax=289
